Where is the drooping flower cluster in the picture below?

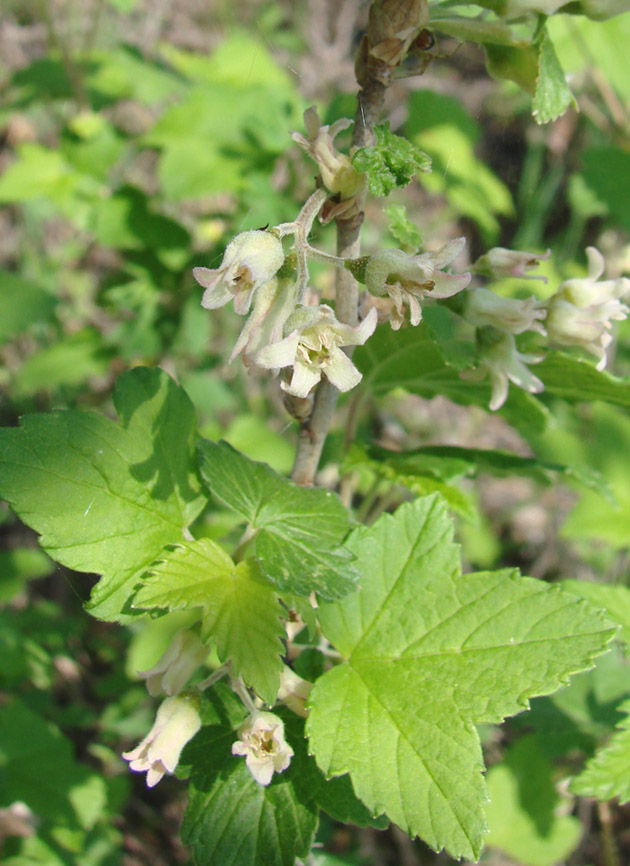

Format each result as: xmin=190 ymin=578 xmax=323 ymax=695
xmin=191 ymin=110 xmax=629 ymax=415
xmin=461 ymin=245 xmax=630 ymax=409
xmin=545 ymin=247 xmax=630 ymax=370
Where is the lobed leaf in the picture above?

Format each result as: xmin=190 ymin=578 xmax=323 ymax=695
xmin=198 ymin=440 xmax=360 ymax=600
xmin=134 ymin=539 xmax=285 ymax=705
xmin=307 ymin=496 xmax=615 ymax=859
xmin=352 ymin=123 xmax=431 ymax=197
xmin=0 ymin=367 xmax=205 ymax=621
xmin=571 ymin=699 xmax=630 ymax=803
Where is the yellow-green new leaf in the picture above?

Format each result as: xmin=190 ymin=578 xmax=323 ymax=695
xmin=134 ymin=539 xmax=285 ymax=705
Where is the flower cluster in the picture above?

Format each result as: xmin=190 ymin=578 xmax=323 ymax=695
xmin=545 ymin=247 xmax=630 ymax=370
xmin=192 ymin=111 xmax=629 ymax=415
xmin=461 ymin=245 xmax=630 ymax=409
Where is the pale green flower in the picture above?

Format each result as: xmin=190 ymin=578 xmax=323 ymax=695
xmin=292 ymin=107 xmax=365 ymax=200
xmin=365 ymin=238 xmax=471 ymax=329
xmin=194 ymin=230 xmax=285 ymax=316
xmin=123 ymin=695 xmax=201 ymax=788
xmin=472 ymin=247 xmax=550 ymax=282
xmin=465 ymin=287 xmax=546 ymax=335
xmin=463 ymin=330 xmax=544 ymax=411
xmin=230 ymin=278 xmax=298 ymax=364
xmin=255 ymin=305 xmax=377 ymax=398
xmin=546 ymin=247 xmax=630 ymax=369
xmin=138 ymin=630 xmax=208 ymax=697
xmin=232 ymin=711 xmax=294 ymax=786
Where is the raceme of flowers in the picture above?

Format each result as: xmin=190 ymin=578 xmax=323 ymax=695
xmin=191 ymin=111 xmax=630 ymax=412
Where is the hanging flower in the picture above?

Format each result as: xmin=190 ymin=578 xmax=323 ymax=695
xmin=193 ymin=230 xmax=285 ymax=316
xmin=138 ymin=630 xmax=208 ymax=697
xmin=255 ymin=305 xmax=378 ymax=398
xmin=291 ymin=107 xmax=365 ymax=200
xmin=545 ymin=247 xmax=630 ymax=370
xmin=364 ymin=238 xmax=471 ymax=329
xmin=123 ymin=695 xmax=201 ymax=788
xmin=229 ymin=278 xmax=298 ymax=364
xmin=472 ymin=247 xmax=550 ymax=282
xmin=232 ymin=711 xmax=294 ymax=786
xmin=462 ymin=330 xmax=544 ymax=411
xmin=465 ymin=287 xmax=547 ymax=335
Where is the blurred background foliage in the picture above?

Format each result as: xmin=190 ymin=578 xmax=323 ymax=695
xmin=2 ymin=1 xmax=630 ymax=865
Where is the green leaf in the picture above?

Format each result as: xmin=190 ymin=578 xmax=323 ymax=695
xmin=198 ymin=440 xmax=360 ymax=600
xmin=0 ymin=367 xmax=205 ymax=621
xmin=352 ymin=123 xmax=431 ymax=197
xmin=352 ymin=442 xmax=611 ymax=500
xmin=354 ymin=323 xmax=549 ymax=435
xmin=486 ymin=736 xmax=582 ymax=866
xmin=571 ymin=699 xmax=630 ymax=803
xmin=307 ymin=496 xmax=615 ymax=859
xmin=0 ymin=699 xmax=107 ymax=829
xmin=383 ymin=204 xmax=422 ymax=252
xmin=563 ymin=580 xmax=630 ymax=645
xmin=581 ymin=146 xmax=630 ymax=232
xmin=513 ymin=645 xmax=630 ymax=759
xmin=533 ymin=31 xmax=574 ymax=124
xmin=12 ymin=330 xmax=111 ymax=397
xmin=343 ymin=443 xmax=477 ymax=521
xmin=180 ymin=687 xmax=318 ymax=866
xmin=537 ymin=352 xmax=630 ymax=406
xmin=134 ymin=539 xmax=285 ymax=705
xmin=0 ymin=271 xmax=57 ymax=344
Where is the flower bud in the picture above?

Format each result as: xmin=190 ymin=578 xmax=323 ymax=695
xmin=123 ymin=694 xmax=201 ymax=788
xmin=472 ymin=247 xmax=550 ymax=282
xmin=277 ymin=666 xmax=312 ymax=718
xmin=232 ymin=711 xmax=294 ymax=786
xmin=465 ymin=287 xmax=546 ymax=335
xmin=194 ymin=230 xmax=285 ymax=316
xmin=292 ymin=108 xmax=365 ymax=200
xmin=138 ymin=630 xmax=208 ymax=697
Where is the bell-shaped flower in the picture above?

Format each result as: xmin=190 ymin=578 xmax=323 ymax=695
xmin=465 ymin=287 xmax=547 ymax=335
xmin=553 ymin=247 xmax=630 ymax=308
xmin=364 ymin=238 xmax=471 ymax=329
xmin=472 ymin=247 xmax=550 ymax=282
xmin=255 ymin=305 xmax=378 ymax=398
xmin=229 ymin=278 xmax=298 ymax=364
xmin=462 ymin=330 xmax=544 ymax=411
xmin=123 ymin=694 xmax=201 ymax=788
xmin=277 ymin=665 xmax=312 ymax=718
xmin=232 ymin=711 xmax=294 ymax=786
xmin=545 ymin=247 xmax=630 ymax=370
xmin=292 ymin=107 xmax=365 ymax=200
xmin=193 ymin=230 xmax=285 ymax=316
xmin=138 ymin=630 xmax=208 ymax=697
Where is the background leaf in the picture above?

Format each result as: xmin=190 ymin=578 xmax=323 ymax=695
xmin=0 ymin=367 xmax=205 ymax=621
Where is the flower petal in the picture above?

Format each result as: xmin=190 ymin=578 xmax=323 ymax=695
xmin=255 ymin=331 xmax=300 ymax=370
xmin=324 ymin=348 xmax=362 ymax=392
xmin=282 ymin=360 xmax=322 ymax=398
